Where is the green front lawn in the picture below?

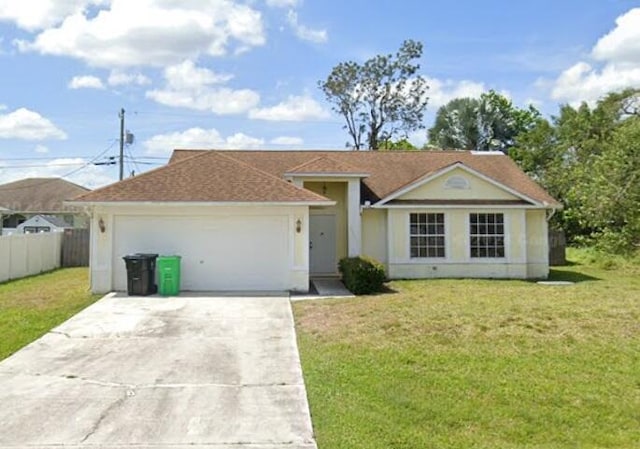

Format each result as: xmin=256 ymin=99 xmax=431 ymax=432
xmin=293 ymin=249 xmax=640 ymax=449
xmin=0 ymin=268 xmax=100 ymax=361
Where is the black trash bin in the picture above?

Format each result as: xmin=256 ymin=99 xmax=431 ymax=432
xmin=135 ymin=253 xmax=158 ymax=294
xmin=123 ymin=254 xmax=156 ymax=296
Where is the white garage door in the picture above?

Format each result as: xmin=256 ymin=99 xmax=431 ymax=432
xmin=113 ymin=215 xmax=291 ymax=291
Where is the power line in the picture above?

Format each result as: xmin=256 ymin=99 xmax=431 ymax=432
xmin=0 ymin=140 xmax=119 ymax=191
xmin=0 ymin=162 xmax=99 ymax=168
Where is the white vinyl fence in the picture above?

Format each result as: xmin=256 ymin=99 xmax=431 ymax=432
xmin=0 ymin=232 xmax=62 ymax=283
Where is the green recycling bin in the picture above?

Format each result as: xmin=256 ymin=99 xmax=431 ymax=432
xmin=157 ymin=255 xmax=181 ymax=296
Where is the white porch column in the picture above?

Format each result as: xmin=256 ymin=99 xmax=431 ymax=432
xmin=347 ymin=179 xmax=361 ymax=256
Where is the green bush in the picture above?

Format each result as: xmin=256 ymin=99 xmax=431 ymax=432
xmin=338 ymin=256 xmax=386 ymax=295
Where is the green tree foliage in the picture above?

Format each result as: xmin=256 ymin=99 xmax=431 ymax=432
xmin=319 ymin=40 xmax=429 ymax=150
xmin=427 ymin=97 xmax=480 ymax=150
xmin=510 ymin=88 xmax=640 ymax=253
xmin=428 ymin=90 xmax=540 ymax=152
xmin=380 ymin=138 xmax=419 ymax=151
xmin=573 ymin=117 xmax=640 ymax=252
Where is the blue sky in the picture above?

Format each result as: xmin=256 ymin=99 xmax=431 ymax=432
xmin=0 ymin=0 xmax=638 ymax=188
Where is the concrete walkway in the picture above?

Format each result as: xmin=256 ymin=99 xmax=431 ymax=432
xmin=0 ymin=293 xmax=317 ymax=449
xmin=291 ymin=279 xmax=354 ymax=301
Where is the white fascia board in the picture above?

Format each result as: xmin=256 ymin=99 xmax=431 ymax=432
xmin=375 ymin=162 xmax=543 ymax=207
xmin=66 ymin=200 xmax=336 ymax=208
xmin=374 ymin=204 xmax=549 ymax=210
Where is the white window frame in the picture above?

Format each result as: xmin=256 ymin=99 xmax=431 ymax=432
xmin=409 ymin=212 xmax=447 ymax=259
xmin=469 ymin=212 xmax=506 ymax=259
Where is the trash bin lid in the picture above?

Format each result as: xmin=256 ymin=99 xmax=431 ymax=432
xmin=135 ymin=253 xmax=159 ymax=259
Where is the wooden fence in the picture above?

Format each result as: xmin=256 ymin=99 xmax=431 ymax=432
xmin=61 ymin=228 xmax=89 ymax=267
xmin=549 ymin=229 xmax=567 ymax=266
xmin=0 ymin=232 xmax=62 ymax=283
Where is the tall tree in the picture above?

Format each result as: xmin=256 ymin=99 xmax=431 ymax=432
xmin=576 ymin=117 xmax=640 ymax=252
xmin=510 ymin=88 xmax=640 ymax=252
xmin=319 ymin=40 xmax=429 ymax=150
xmin=427 ymin=97 xmax=480 ymax=150
xmin=427 ymin=91 xmax=539 ymax=152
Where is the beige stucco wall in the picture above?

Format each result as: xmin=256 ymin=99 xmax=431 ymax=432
xmin=526 ymin=209 xmax=549 ymax=278
xmin=385 ymin=207 xmax=548 ymax=279
xmin=306 ymin=181 xmax=348 ymax=262
xmin=398 ymin=167 xmax=521 ymax=201
xmin=361 ymin=208 xmax=387 ymax=264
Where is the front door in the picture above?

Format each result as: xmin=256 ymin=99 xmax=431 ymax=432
xmin=309 ymin=215 xmax=336 ymax=274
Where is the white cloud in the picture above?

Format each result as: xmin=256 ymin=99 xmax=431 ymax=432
xmin=34 ymin=144 xmax=49 ymax=153
xmin=249 ymin=94 xmax=330 ymax=121
xmin=270 ymin=136 xmax=303 ymax=146
xmin=0 ymin=104 xmax=7 ymax=111
xmin=163 ymin=60 xmax=233 ymax=90
xmin=266 ymin=0 xmax=299 ymax=7
xmin=107 ymin=70 xmax=151 ymax=86
xmin=15 ymin=0 xmax=265 ymax=68
xmin=550 ymin=8 xmax=640 ymax=105
xmin=0 ymin=158 xmax=115 ymax=189
xmin=407 ymin=130 xmax=427 ymax=148
xmin=146 ymin=60 xmax=260 ymax=114
xmin=0 ymin=108 xmax=67 ymax=140
xmin=286 ymin=9 xmax=327 ymax=43
xmin=226 ymin=133 xmax=265 ymax=149
xmin=144 ymin=127 xmax=265 ymax=155
xmin=0 ymin=0 xmax=106 ymax=31
xmin=592 ymin=8 xmax=640 ymax=65
xmin=426 ymin=77 xmax=486 ymax=109
xmin=68 ymin=75 xmax=105 ymax=89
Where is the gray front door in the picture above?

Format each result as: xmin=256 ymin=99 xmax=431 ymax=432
xmin=309 ymin=215 xmax=336 ymax=274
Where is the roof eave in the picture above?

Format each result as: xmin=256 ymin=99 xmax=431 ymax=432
xmin=66 ymin=200 xmax=337 ymax=207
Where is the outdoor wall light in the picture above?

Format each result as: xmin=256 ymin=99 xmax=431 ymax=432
xmin=295 ymin=219 xmax=302 ymax=233
xmin=98 ymin=217 xmax=106 ymax=233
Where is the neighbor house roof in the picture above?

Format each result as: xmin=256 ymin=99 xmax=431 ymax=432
xmin=0 ymin=178 xmax=90 ymax=213
xmin=20 ymin=214 xmax=70 ymax=228
xmin=72 ymin=151 xmax=331 ymax=204
xmin=169 ymin=150 xmax=561 ymax=207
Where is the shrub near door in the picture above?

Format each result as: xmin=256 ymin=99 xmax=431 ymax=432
xmin=338 ymin=256 xmax=386 ymax=295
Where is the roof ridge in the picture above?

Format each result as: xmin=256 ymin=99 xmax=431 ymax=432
xmin=286 ymin=155 xmax=325 ymax=172
xmin=285 ymin=154 xmax=365 ymax=174
xmin=0 ymin=177 xmax=90 ymax=192
xmin=216 ymin=152 xmax=330 ymax=201
xmin=73 ymin=150 xmax=216 ymax=201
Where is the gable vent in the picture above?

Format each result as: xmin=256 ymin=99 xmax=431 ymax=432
xmin=445 ymin=176 xmax=470 ymax=190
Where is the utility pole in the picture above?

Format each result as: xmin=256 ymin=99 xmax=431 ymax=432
xmin=119 ymin=108 xmax=125 ymax=181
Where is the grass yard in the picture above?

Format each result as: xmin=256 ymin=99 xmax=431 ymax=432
xmin=0 ymin=268 xmax=100 ymax=361
xmin=293 ymin=249 xmax=640 ymax=449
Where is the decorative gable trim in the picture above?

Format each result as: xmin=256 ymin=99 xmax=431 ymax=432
xmin=375 ymin=162 xmax=543 ymax=207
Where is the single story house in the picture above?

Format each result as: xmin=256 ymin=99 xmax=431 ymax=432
xmin=70 ymin=150 xmax=561 ymax=294
xmin=17 ymin=214 xmax=71 ymax=234
xmin=0 ymin=178 xmax=90 ymax=232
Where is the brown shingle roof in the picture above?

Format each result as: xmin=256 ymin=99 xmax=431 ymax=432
xmin=0 ymin=178 xmax=90 ymax=212
xmin=76 ymin=149 xmax=560 ymax=207
xmin=72 ymin=151 xmax=330 ymax=203
xmin=169 ymin=150 xmax=560 ymax=206
xmin=286 ymin=156 xmax=367 ymax=175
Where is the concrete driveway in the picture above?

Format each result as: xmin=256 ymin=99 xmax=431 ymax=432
xmin=0 ymin=293 xmax=317 ymax=449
